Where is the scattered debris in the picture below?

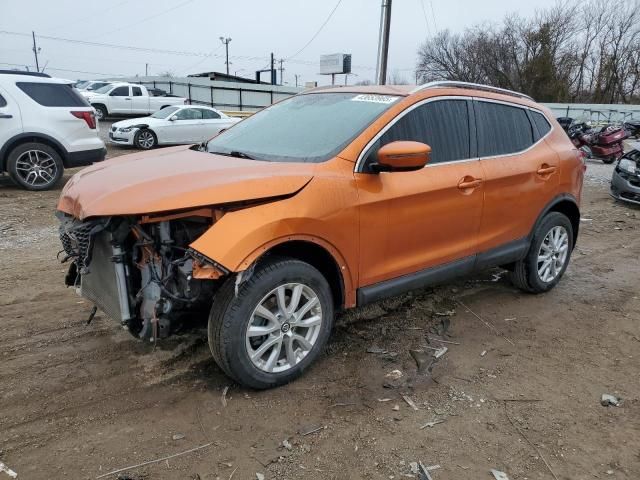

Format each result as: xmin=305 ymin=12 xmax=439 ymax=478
xmin=221 ymin=386 xmax=229 ymax=408
xmin=490 ymin=469 xmax=510 ymax=480
xmin=172 ymin=433 xmax=185 ymax=441
xmin=385 ymin=369 xmax=403 ymax=380
xmin=95 ymin=443 xmax=213 ymax=479
xmin=401 ymin=395 xmax=419 ymax=411
xmin=378 ymin=398 xmax=392 ymax=402
xmin=329 ymin=402 xmax=356 ymax=408
xmin=457 ymin=300 xmax=515 ymax=346
xmin=366 ymin=345 xmax=386 ymax=354
xmin=420 ymin=419 xmax=445 ymax=429
xmin=580 ymin=217 xmax=593 ymax=222
xmin=480 ymin=350 xmax=487 ymax=357
xmin=409 ymin=349 xmax=434 ymax=375
xmin=434 ymin=310 xmax=456 ymax=317
xmin=409 ymin=462 xmax=419 ymax=474
xmin=601 ymin=394 xmax=621 ymax=407
xmin=0 ymin=462 xmax=17 ymax=479
xmin=300 ymin=425 xmax=324 ymax=436
xmin=417 ymin=461 xmax=435 ymax=480
xmin=504 ymin=317 xmax=517 ymax=322
xmin=282 ymin=439 xmax=292 ymax=451
xmin=228 ymin=466 xmax=239 ymax=479
xmin=256 ymin=473 xmax=265 ymax=480
xmin=392 ymin=404 xmax=400 ymax=411
xmin=427 ymin=336 xmax=461 ymax=345
xmin=433 ymin=346 xmax=448 ymax=359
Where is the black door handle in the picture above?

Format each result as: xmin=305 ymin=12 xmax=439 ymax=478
xmin=0 ymin=114 xmax=12 ymax=119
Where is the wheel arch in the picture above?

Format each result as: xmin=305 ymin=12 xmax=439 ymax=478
xmin=238 ymin=237 xmax=353 ymax=310
xmin=531 ymin=194 xmax=580 ymax=248
xmin=0 ymin=132 xmax=68 ymax=170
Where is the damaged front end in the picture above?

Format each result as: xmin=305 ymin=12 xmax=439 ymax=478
xmin=58 ymin=210 xmax=227 ymax=340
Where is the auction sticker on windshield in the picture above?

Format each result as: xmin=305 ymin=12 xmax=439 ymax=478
xmin=351 ymin=94 xmax=399 ymax=104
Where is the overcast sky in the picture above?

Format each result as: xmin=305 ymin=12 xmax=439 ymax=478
xmin=1 ymin=0 xmax=559 ymax=85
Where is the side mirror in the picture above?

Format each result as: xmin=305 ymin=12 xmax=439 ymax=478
xmin=170 ymin=115 xmax=178 ymax=121
xmin=373 ymin=141 xmax=431 ymax=172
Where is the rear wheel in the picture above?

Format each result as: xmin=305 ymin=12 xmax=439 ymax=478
xmin=93 ymin=104 xmax=107 ymax=120
xmin=208 ymin=258 xmax=334 ymax=389
xmin=510 ymin=212 xmax=573 ymax=293
xmin=134 ymin=129 xmax=157 ymax=149
xmin=602 ymin=156 xmax=616 ymax=164
xmin=7 ymin=142 xmax=64 ymax=191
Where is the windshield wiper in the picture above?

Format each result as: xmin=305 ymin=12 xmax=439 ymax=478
xmin=208 ymin=150 xmax=255 ymax=160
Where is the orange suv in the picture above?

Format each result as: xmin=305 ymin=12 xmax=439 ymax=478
xmin=57 ymin=81 xmax=585 ymax=389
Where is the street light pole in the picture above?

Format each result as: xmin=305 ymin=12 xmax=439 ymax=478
xmin=32 ymin=31 xmax=40 ymax=73
xmin=219 ymin=37 xmax=232 ymax=75
xmin=375 ymin=0 xmax=392 ymax=85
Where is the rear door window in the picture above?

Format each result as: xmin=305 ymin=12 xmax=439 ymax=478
xmin=110 ymin=86 xmax=130 ymax=96
xmin=16 ymin=82 xmax=88 ymax=107
xmin=475 ymin=101 xmax=534 ymax=157
xmin=202 ymin=109 xmax=221 ymax=119
xmin=530 ymin=111 xmax=551 ymax=141
xmin=132 ymin=86 xmax=143 ymax=97
xmin=365 ymin=99 xmax=472 ymax=167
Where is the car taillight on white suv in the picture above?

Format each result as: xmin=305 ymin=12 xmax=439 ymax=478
xmin=71 ymin=111 xmax=97 ymax=129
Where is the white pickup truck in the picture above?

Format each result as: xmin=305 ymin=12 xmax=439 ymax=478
xmin=82 ymin=83 xmax=187 ymax=120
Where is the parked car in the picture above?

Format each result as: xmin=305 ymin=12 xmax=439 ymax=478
xmin=109 ymin=105 xmax=240 ymax=149
xmin=75 ymin=80 xmax=112 ymax=92
xmin=0 ymin=70 xmax=105 ymax=190
xmin=610 ymin=146 xmax=640 ymax=205
xmin=623 ymin=120 xmax=640 ymax=139
xmin=57 ymin=81 xmax=584 ymax=388
xmin=82 ymin=82 xmax=186 ymax=120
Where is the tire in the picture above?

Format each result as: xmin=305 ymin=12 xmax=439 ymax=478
xmin=208 ymin=257 xmax=334 ymax=389
xmin=93 ymin=104 xmax=107 ymax=120
xmin=602 ymin=157 xmax=616 ymax=164
xmin=7 ymin=142 xmax=64 ymax=191
xmin=510 ymin=212 xmax=573 ymax=293
xmin=134 ymin=129 xmax=157 ymax=150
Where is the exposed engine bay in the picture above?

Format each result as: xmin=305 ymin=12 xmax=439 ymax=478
xmin=58 ymin=212 xmax=226 ymax=340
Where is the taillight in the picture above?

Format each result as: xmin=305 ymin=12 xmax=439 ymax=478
xmin=71 ymin=110 xmax=96 ymax=129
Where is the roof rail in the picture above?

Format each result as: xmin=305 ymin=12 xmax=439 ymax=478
xmin=411 ymin=81 xmax=533 ymax=101
xmin=0 ymin=69 xmax=51 ymax=78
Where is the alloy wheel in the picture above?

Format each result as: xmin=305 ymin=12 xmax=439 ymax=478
xmin=537 ymin=225 xmax=569 ymax=283
xmin=137 ymin=131 xmax=155 ymax=149
xmin=14 ymin=150 xmax=58 ymax=187
xmin=245 ymin=283 xmax=323 ymax=373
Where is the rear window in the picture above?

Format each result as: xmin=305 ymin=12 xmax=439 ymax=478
xmin=530 ymin=111 xmax=551 ymax=141
xmin=0 ymin=94 xmax=6 ymax=107
xmin=202 ymin=109 xmax=220 ymax=119
xmin=17 ymin=82 xmax=89 ymax=107
xmin=475 ymin=101 xmax=534 ymax=157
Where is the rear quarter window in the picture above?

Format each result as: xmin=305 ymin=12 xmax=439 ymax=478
xmin=16 ymin=82 xmax=89 ymax=107
xmin=530 ymin=111 xmax=552 ymax=141
xmin=475 ymin=101 xmax=534 ymax=157
xmin=0 ymin=93 xmax=6 ymax=107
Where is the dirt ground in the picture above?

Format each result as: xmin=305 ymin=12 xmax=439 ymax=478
xmin=1 ymin=137 xmax=639 ymax=480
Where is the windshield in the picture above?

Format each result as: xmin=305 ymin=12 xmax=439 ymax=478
xmin=94 ymin=84 xmax=114 ymax=94
xmin=151 ymin=106 xmax=180 ymax=119
xmin=206 ymin=92 xmax=400 ymax=163
xmin=87 ymin=82 xmax=108 ymax=91
xmin=75 ymin=81 xmax=89 ymax=89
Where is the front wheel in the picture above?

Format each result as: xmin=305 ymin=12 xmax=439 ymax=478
xmin=208 ymin=258 xmax=334 ymax=389
xmin=602 ymin=156 xmax=616 ymax=164
xmin=510 ymin=212 xmax=573 ymax=293
xmin=134 ymin=129 xmax=157 ymax=149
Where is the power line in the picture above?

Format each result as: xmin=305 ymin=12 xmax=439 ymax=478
xmin=42 ymin=0 xmax=130 ymax=33
xmin=429 ymin=1 xmax=438 ymax=31
xmin=419 ymin=0 xmax=432 ymax=36
xmin=285 ymin=0 xmax=343 ymax=60
xmin=89 ymin=0 xmax=196 ymax=40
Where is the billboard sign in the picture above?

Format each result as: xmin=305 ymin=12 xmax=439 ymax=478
xmin=320 ymin=53 xmax=352 ymax=75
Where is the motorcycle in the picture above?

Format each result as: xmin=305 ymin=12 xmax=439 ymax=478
xmin=624 ymin=120 xmax=640 ymax=139
xmin=565 ymin=121 xmax=627 ymax=164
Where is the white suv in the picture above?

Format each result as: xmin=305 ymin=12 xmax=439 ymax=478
xmin=0 ymin=70 xmax=106 ymax=191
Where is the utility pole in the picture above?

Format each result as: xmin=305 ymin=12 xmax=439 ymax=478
xmin=219 ymin=37 xmax=232 ymax=75
xmin=294 ymin=74 xmax=300 ymax=87
xmin=375 ymin=0 xmax=392 ymax=85
xmin=270 ymin=53 xmax=276 ymax=85
xmin=145 ymin=63 xmax=148 ymax=76
xmin=278 ymin=59 xmax=285 ymax=85
xmin=32 ymin=31 xmax=40 ymax=73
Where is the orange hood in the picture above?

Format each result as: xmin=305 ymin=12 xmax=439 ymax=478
xmin=58 ymin=146 xmax=315 ymax=220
